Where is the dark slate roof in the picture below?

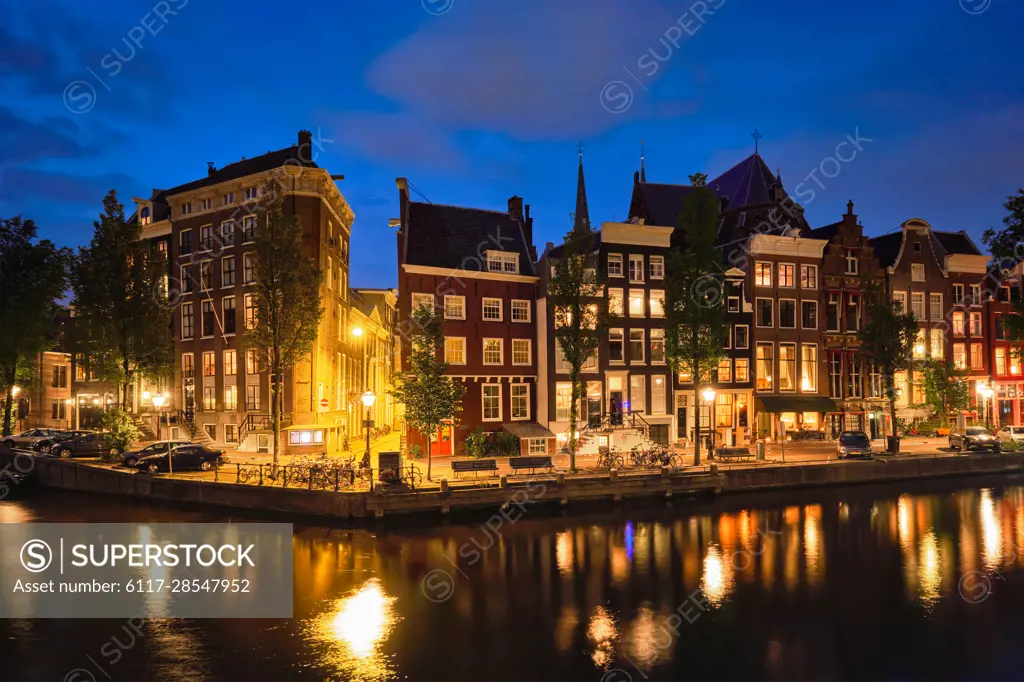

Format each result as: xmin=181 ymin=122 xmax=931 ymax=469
xmin=631 ymin=182 xmax=699 ymax=227
xmin=869 ymin=233 xmax=903 ymax=268
xmin=808 ymin=221 xmax=841 ymax=242
xmin=709 ymin=152 xmax=780 ymax=212
xmin=164 ymin=144 xmax=317 ymax=198
xmin=405 ymin=202 xmax=536 ymax=276
xmin=932 ymin=230 xmax=981 ymax=257
xmin=545 ymin=231 xmax=602 ymax=259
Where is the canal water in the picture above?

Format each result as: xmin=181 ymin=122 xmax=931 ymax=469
xmin=5 ymin=478 xmax=1024 ymax=681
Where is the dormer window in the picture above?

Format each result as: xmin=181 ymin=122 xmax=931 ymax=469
xmin=180 ymin=202 xmax=193 ymax=217
xmin=140 ymin=206 xmax=151 ymax=226
xmin=244 ymin=186 xmax=259 ymax=201
xmin=845 ymin=250 xmax=858 ymax=275
xmin=486 ymin=251 xmax=519 ymax=274
xmin=199 ymin=197 xmax=213 ymax=211
xmin=223 ymin=192 xmax=234 ymax=206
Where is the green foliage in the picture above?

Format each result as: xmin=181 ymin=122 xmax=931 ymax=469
xmin=0 ymin=216 xmax=70 ymax=436
xmin=99 ymin=408 xmax=140 ymax=459
xmin=70 ymin=191 xmax=173 ymax=411
xmin=984 ymin=189 xmax=1024 ymax=354
xmin=664 ymin=177 xmax=727 ymax=465
xmin=390 ymin=306 xmax=464 ymax=478
xmin=465 ymin=427 xmax=488 ymax=458
xmin=547 ymin=228 xmax=605 ymax=468
xmin=243 ymin=177 xmax=324 ymax=462
xmin=464 ymin=427 xmax=518 ymax=458
xmin=406 ymin=443 xmax=423 ymax=460
xmin=918 ymin=360 xmax=970 ymax=423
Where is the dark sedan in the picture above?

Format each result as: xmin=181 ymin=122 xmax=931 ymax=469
xmin=37 ymin=430 xmax=94 ymax=454
xmin=949 ymin=426 xmax=1001 ymax=452
xmin=52 ymin=432 xmax=114 ymax=458
xmin=135 ymin=445 xmax=224 ymax=473
xmin=120 ymin=440 xmax=191 ymax=467
xmin=837 ymin=431 xmax=873 ymax=459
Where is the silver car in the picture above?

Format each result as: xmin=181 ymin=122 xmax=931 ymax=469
xmin=997 ymin=426 xmax=1024 ymax=444
xmin=1 ymin=429 xmax=62 ymax=450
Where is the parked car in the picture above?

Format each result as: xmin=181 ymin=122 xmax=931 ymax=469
xmin=36 ymin=430 xmax=94 ymax=454
xmin=837 ymin=431 xmax=873 ymax=459
xmin=949 ymin=427 xmax=1001 ymax=452
xmin=1 ymin=429 xmax=63 ymax=450
xmin=997 ymin=426 xmax=1024 ymax=444
xmin=52 ymin=432 xmax=115 ymax=458
xmin=134 ymin=444 xmax=224 ymax=473
xmin=120 ymin=440 xmax=191 ymax=467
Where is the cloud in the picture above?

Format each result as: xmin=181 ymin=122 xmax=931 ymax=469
xmin=0 ymin=107 xmax=99 ymax=164
xmin=0 ymin=167 xmax=136 ymax=207
xmin=324 ymin=111 xmax=466 ymax=171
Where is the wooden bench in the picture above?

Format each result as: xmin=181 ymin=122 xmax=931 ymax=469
xmin=508 ymin=455 xmax=554 ymax=475
xmin=714 ymin=447 xmax=754 ymax=462
xmin=450 ymin=458 xmax=498 ymax=479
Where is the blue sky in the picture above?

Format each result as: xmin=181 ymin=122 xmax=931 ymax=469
xmin=2 ymin=0 xmax=1022 ymax=288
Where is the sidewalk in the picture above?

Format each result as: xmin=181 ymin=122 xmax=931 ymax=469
xmin=223 ymin=431 xmax=402 ymax=466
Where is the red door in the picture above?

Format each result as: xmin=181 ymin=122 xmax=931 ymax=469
xmin=435 ymin=422 xmax=454 ymax=456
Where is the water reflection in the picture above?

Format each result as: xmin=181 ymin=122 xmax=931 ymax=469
xmin=308 ymin=578 xmax=397 ymax=681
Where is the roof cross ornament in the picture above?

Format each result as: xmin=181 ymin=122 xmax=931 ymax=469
xmin=751 ymin=129 xmax=762 ymax=154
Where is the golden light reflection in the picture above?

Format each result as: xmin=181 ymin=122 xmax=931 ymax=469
xmin=804 ymin=505 xmax=823 ymax=587
xmin=309 ymin=578 xmax=397 ymax=682
xmin=917 ymin=531 xmax=942 ymax=608
xmin=587 ymin=605 xmax=618 ymax=668
xmin=701 ymin=545 xmax=733 ymax=606
xmin=980 ymin=489 xmax=1003 ymax=571
xmin=556 ymin=532 xmax=574 ymax=577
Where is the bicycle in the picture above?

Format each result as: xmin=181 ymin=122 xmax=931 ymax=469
xmin=597 ymin=449 xmax=624 ymax=470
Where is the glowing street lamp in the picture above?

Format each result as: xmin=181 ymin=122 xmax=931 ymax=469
xmin=361 ymin=391 xmax=376 ymax=468
xmin=702 ymin=387 xmax=717 ymax=458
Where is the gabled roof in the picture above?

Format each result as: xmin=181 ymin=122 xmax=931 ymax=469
xmin=544 ymin=231 xmax=602 ymax=260
xmin=628 ymin=182 xmax=700 ymax=227
xmin=869 ymin=233 xmax=903 ymax=268
xmin=807 ymin=221 xmax=841 ymax=243
xmin=932 ymin=230 xmax=982 ymax=257
xmin=709 ymin=152 xmax=781 ymax=213
xmin=164 ymin=144 xmax=318 ymax=198
xmin=404 ymin=201 xmax=536 ymax=276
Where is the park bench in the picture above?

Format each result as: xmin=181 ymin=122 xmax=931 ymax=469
xmin=450 ymin=458 xmax=498 ymax=479
xmin=508 ymin=455 xmax=554 ymax=475
xmin=714 ymin=447 xmax=754 ymax=462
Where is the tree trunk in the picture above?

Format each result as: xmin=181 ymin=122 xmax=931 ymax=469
xmin=889 ymin=396 xmax=899 ymax=454
xmin=2 ymin=367 xmax=15 ymax=437
xmin=568 ymin=369 xmax=580 ymax=472
xmin=693 ymin=384 xmax=701 ymax=467
xmin=272 ymin=370 xmax=281 ymax=467
xmin=426 ymin=436 xmax=432 ymax=482
xmin=122 ymin=354 xmax=131 ymax=413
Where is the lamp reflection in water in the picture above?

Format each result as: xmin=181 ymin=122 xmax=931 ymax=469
xmin=311 ymin=578 xmax=397 ymax=681
xmin=980 ymin=488 xmax=1003 ymax=571
xmin=701 ymin=545 xmax=733 ymax=606
xmin=587 ymin=605 xmax=618 ymax=668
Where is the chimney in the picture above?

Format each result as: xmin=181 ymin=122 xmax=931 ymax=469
xmin=507 ymin=195 xmax=524 ymax=220
xmin=297 ymin=129 xmax=312 ymax=164
xmin=844 ymin=200 xmax=858 ymax=226
xmin=847 ymin=200 xmax=855 ymax=216
xmin=207 ymin=161 xmax=216 ymax=176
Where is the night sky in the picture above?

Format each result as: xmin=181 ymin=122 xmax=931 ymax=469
xmin=2 ymin=0 xmax=1021 ymax=288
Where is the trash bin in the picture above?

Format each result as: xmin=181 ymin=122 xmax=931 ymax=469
xmin=756 ymin=441 xmax=766 ymax=461
xmin=887 ymin=436 xmax=900 ymax=454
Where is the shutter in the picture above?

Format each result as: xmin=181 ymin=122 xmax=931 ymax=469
xmin=520 ymin=438 xmax=528 ymax=456
xmin=548 ymin=437 xmax=556 ymax=454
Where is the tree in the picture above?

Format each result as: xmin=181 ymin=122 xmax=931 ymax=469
xmin=71 ymin=191 xmax=173 ymax=412
xmin=99 ymin=408 xmax=141 ymax=460
xmin=918 ymin=359 xmax=970 ymax=426
xmin=244 ymin=177 xmax=324 ymax=466
xmin=390 ymin=305 xmax=464 ymax=480
xmin=547 ymin=228 xmax=605 ymax=471
xmin=664 ymin=174 xmax=728 ymax=466
xmin=857 ymin=277 xmax=919 ymax=450
xmin=984 ymin=189 xmax=1024 ymax=351
xmin=0 ymin=217 xmax=69 ymax=436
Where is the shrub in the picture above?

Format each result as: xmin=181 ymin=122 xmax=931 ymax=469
xmin=465 ymin=428 xmax=488 ymax=458
xmin=407 ymin=444 xmax=424 ymax=460
xmin=99 ymin=408 xmax=140 ymax=461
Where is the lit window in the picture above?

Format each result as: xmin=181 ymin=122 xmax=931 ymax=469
xmin=445 ymin=336 xmax=466 ymax=365
xmin=650 ymin=329 xmax=665 ymax=363
xmin=203 ymin=351 xmax=216 ymax=377
xmin=930 ymin=329 xmax=943 ymax=359
xmin=778 ymin=264 xmax=795 ymax=287
xmin=511 ymin=299 xmax=531 ymax=322
xmin=224 ymin=385 xmax=238 ymax=411
xmin=756 ymin=343 xmax=773 ymax=391
xmin=649 ymin=290 xmax=664 ymax=317
xmin=224 ymin=350 xmax=237 ymax=376
xmin=779 ymin=344 xmax=796 ymax=392
xmin=482 ymin=384 xmax=501 ymax=421
xmin=629 ymin=290 xmax=645 ymax=317
xmin=971 ymin=343 xmax=983 ymax=369
xmin=755 ymin=262 xmax=772 ymax=287
xmin=444 ymin=296 xmax=465 ymax=320
xmin=953 ymin=311 xmax=965 ymax=336
xmin=486 ymin=252 xmax=519 ymax=273
xmin=608 ymin=289 xmax=624 ymax=316
xmin=735 ymin=358 xmax=749 ymax=383
xmin=953 ymin=343 xmax=966 ymax=369
xmin=411 ymin=293 xmax=434 ymax=314
xmin=246 ymin=385 xmax=260 ymax=410
xmin=801 ymin=345 xmax=817 ymax=392
xmin=996 ymin=348 xmax=1007 ymax=375
xmin=649 ymin=256 xmax=665 ymax=279
xmin=718 ymin=358 xmax=732 ymax=382
xmin=800 ymin=264 xmax=817 ymax=289
xmin=482 ymin=298 xmax=503 ymax=321
xmin=483 ymin=339 xmax=503 ymax=365
xmin=511 ymin=384 xmax=529 ymax=420
xmin=512 ymin=339 xmax=531 ymax=365
xmin=529 ymin=439 xmax=547 ymax=454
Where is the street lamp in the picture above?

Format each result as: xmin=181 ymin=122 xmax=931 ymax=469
xmin=64 ymin=398 xmax=73 ymax=430
xmin=151 ymin=393 xmax=167 ymax=440
xmin=702 ymin=387 xmax=716 ymax=458
xmin=979 ymin=385 xmax=994 ymax=430
xmin=361 ymin=391 xmax=376 ymax=468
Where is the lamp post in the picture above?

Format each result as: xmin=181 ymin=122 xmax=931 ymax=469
xmin=702 ymin=387 xmax=716 ymax=459
xmin=980 ymin=386 xmax=994 ymax=430
xmin=350 ymin=326 xmax=365 ymax=451
xmin=64 ymin=398 xmax=72 ymax=430
xmin=152 ymin=394 xmax=167 ymax=441
xmin=361 ymin=390 xmax=376 ymax=469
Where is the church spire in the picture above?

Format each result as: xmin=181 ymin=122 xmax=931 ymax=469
xmin=640 ymin=139 xmax=646 ymax=183
xmin=572 ymin=142 xmax=590 ymax=234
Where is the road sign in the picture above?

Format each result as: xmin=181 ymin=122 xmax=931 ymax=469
xmin=320 ymin=398 xmax=329 ymax=409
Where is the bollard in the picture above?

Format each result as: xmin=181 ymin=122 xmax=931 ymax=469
xmin=440 ymin=478 xmax=450 ymax=495
xmin=500 ymin=474 xmax=508 ymax=489
xmin=609 ymin=469 xmax=618 ymax=483
xmin=556 ymin=473 xmax=565 ymax=486
xmin=709 ymin=464 xmax=718 ymax=475
xmin=661 ymin=466 xmax=670 ymax=479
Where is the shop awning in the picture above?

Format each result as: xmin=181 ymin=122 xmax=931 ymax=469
xmin=755 ymin=396 xmax=838 ymax=413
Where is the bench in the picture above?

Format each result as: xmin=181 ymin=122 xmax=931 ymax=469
xmin=450 ymin=458 xmax=498 ymax=479
xmin=508 ymin=455 xmax=554 ymax=475
xmin=714 ymin=447 xmax=754 ymax=462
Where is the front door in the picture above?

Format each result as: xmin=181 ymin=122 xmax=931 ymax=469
xmin=588 ymin=398 xmax=602 ymax=428
xmin=435 ymin=422 xmax=453 ymax=456
xmin=677 ymin=407 xmax=688 ymax=439
xmin=610 ymin=391 xmax=623 ymax=426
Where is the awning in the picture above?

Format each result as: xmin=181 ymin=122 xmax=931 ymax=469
xmin=755 ymin=396 xmax=838 ymax=413
xmin=502 ymin=422 xmax=556 ymax=439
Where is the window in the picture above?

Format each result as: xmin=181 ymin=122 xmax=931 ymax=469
xmin=629 ymin=290 xmax=645 ymax=317
xmin=951 ymin=283 xmax=965 ymax=304
xmin=482 ymin=298 xmax=502 ymax=321
xmin=182 ymin=353 xmax=194 ymax=379
xmin=779 ymin=263 xmax=795 ymax=287
xmin=629 ymin=329 xmax=645 ymax=363
xmin=244 ymin=293 xmax=257 ymax=329
xmin=970 ymin=312 xmax=982 ymax=337
xmin=486 ymin=252 xmax=519 ymax=273
xmin=483 ymin=339 xmax=503 ymax=365
xmin=892 ymin=291 xmax=906 ymax=313
xmin=245 ymin=385 xmax=260 ymax=411
xmin=756 ymin=344 xmax=773 ymax=391
xmin=444 ymin=337 xmax=466 ymax=365
xmin=953 ymin=311 xmax=965 ymax=336
xmin=649 ymin=290 xmax=665 ymax=317
xmin=223 ymin=350 xmax=237 ymax=376
xmin=482 ymin=384 xmax=501 ymax=421
xmin=244 ymin=186 xmax=259 ymax=201
xmin=869 ymin=364 xmax=882 ymax=398
xmin=910 ymin=292 xmax=925 ymax=320
xmin=222 ymin=296 xmax=236 ymax=335
xmin=201 ymin=300 xmax=215 ymax=337
xmin=846 ymin=294 xmax=860 ymax=332
xmin=140 ymin=206 xmax=151 ymax=226
xmin=181 ymin=303 xmax=194 ymax=339
xmin=203 ymin=351 xmax=216 ymax=378
xmin=727 ymin=296 xmax=740 ymax=313
xmin=51 ymin=399 xmax=66 ymax=421
xmin=651 ymin=376 xmax=667 ymax=414
xmin=723 ymin=327 xmax=731 ymax=349
xmin=800 ymin=264 xmax=817 ymax=289
xmin=911 ymin=263 xmax=925 ymax=282
xmin=1012 ymin=354 xmax=1021 ymax=376
xmin=200 ymin=261 xmax=212 ymax=290
xmin=735 ymin=358 xmax=749 ymax=383
xmin=970 ymin=284 xmax=982 ymax=305
xmin=930 ymin=329 xmax=943 ymax=359
xmin=246 ymin=350 xmax=260 ymax=375
xmin=779 ymin=344 xmax=796 ymax=392
xmin=607 ymin=254 xmax=623 ymax=277
xmin=512 ymin=339 xmax=531 ymax=365
xmin=216 ymin=220 xmax=234 ymax=247
xmin=222 ymin=257 xmax=235 ymax=287
xmin=411 ymin=293 xmax=434 ymax=314
xmin=200 ymin=225 xmax=214 ymax=251
xmin=802 ymin=301 xmax=818 ymax=329
xmin=801 ymin=345 xmax=817 ymax=392
xmin=650 ymin=329 xmax=665 ymax=363
xmin=755 ymin=262 xmax=772 ymax=287
xmin=241 ymin=253 xmax=256 ymax=285
xmin=529 ymin=438 xmax=547 ymax=454
xmin=444 ymin=295 xmax=465 ymax=320
xmin=608 ymin=289 xmax=624 ymax=316
xmin=718 ymin=358 xmax=732 ymax=382
xmin=627 ymin=255 xmax=644 ymax=283
xmin=756 ymin=299 xmax=773 ymax=327
xmin=845 ymin=250 xmax=858 ymax=275
xmin=511 ymin=385 xmax=529 ymax=420
xmin=953 ymin=343 xmax=966 ymax=369
xmin=929 ymin=293 xmax=942 ymax=321
xmin=996 ymin=347 xmax=1007 ymax=375
xmin=649 ymin=255 xmax=665 ymax=279
xmin=224 ymin=385 xmax=238 ymax=411
xmin=829 ymin=353 xmax=843 ymax=398
xmin=848 ymin=354 xmax=863 ymax=398
xmin=827 ymin=293 xmax=841 ymax=332
xmin=734 ymin=325 xmax=749 ymax=349
xmin=180 ymin=228 xmax=193 ymax=255
xmin=913 ymin=329 xmax=926 ymax=359
xmin=555 ymin=383 xmax=572 ymax=421
xmin=971 ymin=343 xmax=984 ymax=369
xmin=201 ymin=387 xmax=216 ymax=411
xmin=779 ymin=300 xmax=796 ymax=328
xmin=51 ymin=365 xmax=67 ymax=388
xmin=630 ymin=375 xmax=646 ymax=413
xmin=996 ymin=313 xmax=1006 ymax=339
xmin=511 ymin=300 xmax=531 ymax=322
xmin=242 ymin=215 xmax=256 ymax=242
xmin=326 ymin=256 xmax=333 ymax=290
xmin=223 ymin=192 xmax=234 ymax=206
xmin=609 ymin=329 xmax=624 ymax=362
xmin=180 ymin=202 xmax=193 ymax=217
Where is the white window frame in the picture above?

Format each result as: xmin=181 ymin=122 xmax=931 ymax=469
xmin=628 ymin=289 xmax=645 ymax=317
xmin=482 ymin=338 xmax=503 ymax=365
xmin=609 ymin=329 xmax=625 ymax=364
xmin=629 ymin=329 xmax=645 ymax=364
xmin=734 ymin=324 xmax=749 ymax=350
xmin=892 ymin=291 xmax=907 ymax=313
xmin=529 ymin=438 xmax=547 ymax=454
xmin=778 ymin=263 xmax=796 ymax=288
xmin=754 ymin=261 xmax=772 ymax=287
xmin=223 ymin=349 xmax=237 ymax=376
xmin=778 ymin=298 xmax=797 ymax=329
xmin=444 ymin=295 xmax=466 ymax=320
xmin=727 ymin=296 xmax=740 ymax=313
xmin=801 ymin=300 xmax=818 ymax=330
xmin=607 ymin=254 xmax=624 ymax=278
xmin=199 ymin=260 xmax=213 ymax=291
xmin=511 ymin=338 xmax=532 ymax=366
xmin=845 ymin=250 xmax=859 ymax=275
xmin=911 ymin=263 xmax=925 ymax=282
xmin=801 ymin=344 xmax=818 ymax=393
xmin=181 ymin=302 xmax=194 ymax=340
xmin=953 ymin=283 xmax=965 ymax=304
xmin=755 ymin=298 xmax=774 ymax=328
xmin=510 ymin=384 xmax=530 ymax=421
xmin=800 ymin=264 xmax=817 ymax=289
xmin=511 ymin=299 xmax=531 ymax=322
xmin=650 ymin=328 xmax=665 ymax=364
xmin=482 ymin=384 xmax=502 ymax=422
xmin=608 ymin=288 xmax=624 ymax=316
xmin=221 ymin=296 xmax=236 ymax=336
xmin=486 ymin=251 xmax=519 ymax=274
xmin=649 ymin=255 xmax=665 ymax=280
xmin=482 ymin=297 xmax=503 ymax=322
xmin=929 ymin=293 xmax=943 ymax=322
xmin=649 ymin=290 xmax=665 ymax=318
xmin=411 ymin=293 xmax=434 ymax=314
xmin=221 ymin=257 xmax=235 ymax=288
xmin=718 ymin=358 xmax=732 ymax=383
xmin=444 ymin=337 xmax=466 ymax=365
xmin=628 ymin=255 xmax=645 ymax=283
